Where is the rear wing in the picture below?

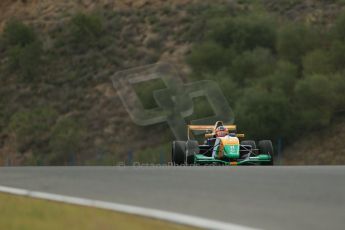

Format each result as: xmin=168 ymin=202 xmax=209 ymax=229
xmin=187 ymin=125 xmax=244 ymax=139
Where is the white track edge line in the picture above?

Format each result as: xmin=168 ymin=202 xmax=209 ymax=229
xmin=0 ymin=185 xmax=258 ymax=230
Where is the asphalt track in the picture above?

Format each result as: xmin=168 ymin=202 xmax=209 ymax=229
xmin=0 ymin=166 xmax=344 ymax=230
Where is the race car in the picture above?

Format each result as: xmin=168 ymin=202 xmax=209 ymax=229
xmin=172 ymin=121 xmax=274 ymax=165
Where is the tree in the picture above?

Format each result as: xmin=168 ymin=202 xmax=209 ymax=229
xmin=9 ymin=107 xmax=57 ymax=152
xmin=2 ymin=20 xmax=42 ymax=82
xmin=277 ymin=23 xmax=321 ymax=66
xmin=3 ymin=20 xmax=37 ymax=47
xmin=208 ymin=14 xmax=276 ymax=52
xmin=302 ymin=49 xmax=332 ymax=75
xmin=293 ymin=74 xmax=337 ymax=130
xmin=69 ymin=13 xmax=103 ymax=49
xmin=333 ymin=11 xmax=345 ymax=43
xmin=49 ymin=118 xmax=85 ymax=165
xmin=187 ymin=41 xmax=228 ymax=74
xmin=235 ymin=87 xmax=291 ymax=140
xmin=230 ymin=47 xmax=276 ymax=85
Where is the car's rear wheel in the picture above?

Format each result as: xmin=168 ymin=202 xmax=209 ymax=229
xmin=258 ymin=140 xmax=274 ymax=165
xmin=172 ymin=141 xmax=186 ymax=165
xmin=186 ymin=140 xmax=198 ymax=165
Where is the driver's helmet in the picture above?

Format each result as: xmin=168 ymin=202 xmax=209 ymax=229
xmin=215 ymin=126 xmax=228 ymax=137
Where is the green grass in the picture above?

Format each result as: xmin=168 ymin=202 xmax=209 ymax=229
xmin=0 ymin=193 xmax=196 ymax=230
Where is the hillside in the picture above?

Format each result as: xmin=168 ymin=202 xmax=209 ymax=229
xmin=283 ymin=118 xmax=345 ymax=165
xmin=0 ymin=0 xmax=344 ymax=165
xmin=0 ymin=0 xmax=222 ymax=165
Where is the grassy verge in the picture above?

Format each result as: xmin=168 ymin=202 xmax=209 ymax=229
xmin=0 ymin=193 xmax=195 ymax=230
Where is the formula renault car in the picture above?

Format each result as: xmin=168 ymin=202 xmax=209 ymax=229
xmin=172 ymin=121 xmax=274 ymax=166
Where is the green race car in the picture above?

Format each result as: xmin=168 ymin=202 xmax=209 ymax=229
xmin=172 ymin=121 xmax=274 ymax=166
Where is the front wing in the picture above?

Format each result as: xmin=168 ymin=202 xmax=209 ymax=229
xmin=194 ymin=154 xmax=272 ymax=165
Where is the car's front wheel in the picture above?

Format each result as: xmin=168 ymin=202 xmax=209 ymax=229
xmin=240 ymin=140 xmax=256 ymax=158
xmin=258 ymin=140 xmax=274 ymax=165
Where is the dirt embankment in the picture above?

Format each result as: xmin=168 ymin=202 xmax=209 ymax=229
xmin=283 ymin=119 xmax=345 ymax=165
xmin=0 ymin=0 xmax=197 ymax=32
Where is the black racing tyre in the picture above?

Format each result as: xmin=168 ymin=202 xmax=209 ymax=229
xmin=258 ymin=140 xmax=274 ymax=165
xmin=172 ymin=141 xmax=186 ymax=165
xmin=240 ymin=140 xmax=256 ymax=158
xmin=186 ymin=140 xmax=199 ymax=165
xmin=186 ymin=156 xmax=194 ymax=165
xmin=241 ymin=140 xmax=256 ymax=149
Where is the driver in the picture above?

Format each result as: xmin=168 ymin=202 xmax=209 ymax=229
xmin=215 ymin=126 xmax=229 ymax=138
xmin=212 ymin=126 xmax=229 ymax=157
